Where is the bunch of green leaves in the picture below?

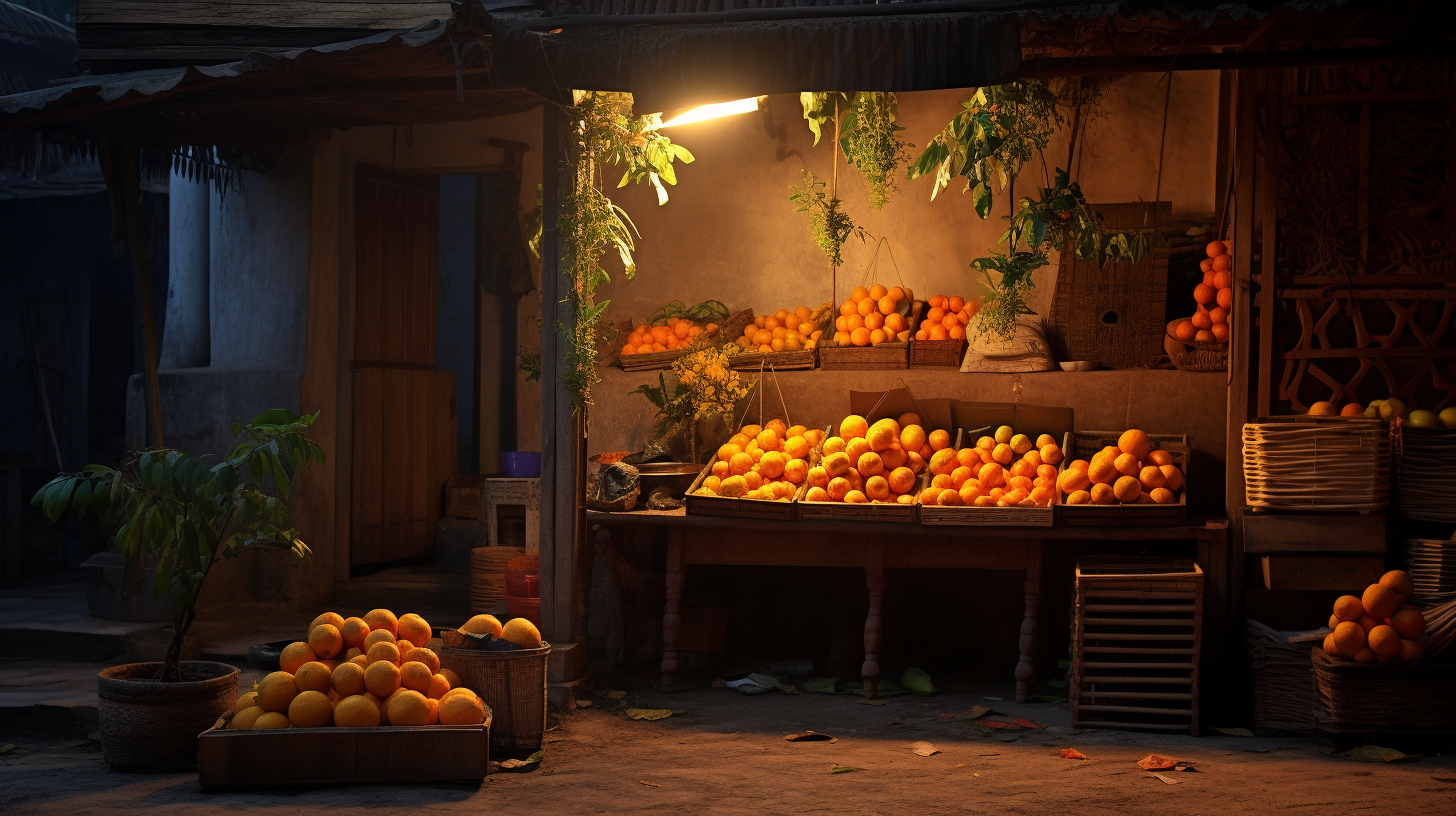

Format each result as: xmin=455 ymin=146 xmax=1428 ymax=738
xmin=558 ymin=91 xmax=695 ymax=409
xmin=908 ymin=80 xmax=1061 ymax=216
xmin=968 ymin=250 xmax=1048 ymax=342
xmin=838 ymin=93 xmax=913 ymax=209
xmin=524 ymin=183 xmax=544 ymax=260
xmin=646 ymin=299 xmax=730 ymax=326
xmin=789 ymin=171 xmax=859 ymax=266
xmin=32 ymin=409 xmax=324 ymax=682
xmin=629 ymin=371 xmax=694 ymax=451
xmin=800 ymin=92 xmax=851 ymax=147
xmin=1005 ymin=168 xmax=1158 ymax=267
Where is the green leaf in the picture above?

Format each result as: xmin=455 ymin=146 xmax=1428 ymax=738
xmin=830 ymin=765 xmax=862 ymax=774
xmin=72 ymin=478 xmax=94 ymax=519
xmin=972 ymin=182 xmax=992 ymax=219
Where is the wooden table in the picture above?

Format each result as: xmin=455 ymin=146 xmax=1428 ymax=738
xmin=587 ymin=509 xmax=1230 ymax=702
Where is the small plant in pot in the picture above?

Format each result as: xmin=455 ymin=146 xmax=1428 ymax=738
xmin=33 ymin=409 xmax=324 ymax=770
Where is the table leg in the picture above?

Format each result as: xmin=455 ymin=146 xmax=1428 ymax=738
xmin=863 ymin=542 xmax=885 ymax=700
xmin=1016 ymin=541 xmax=1043 ymax=703
xmin=661 ymin=529 xmax=684 ymax=693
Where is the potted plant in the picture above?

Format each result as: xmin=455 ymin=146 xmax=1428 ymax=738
xmin=33 ymin=409 xmax=324 ymax=771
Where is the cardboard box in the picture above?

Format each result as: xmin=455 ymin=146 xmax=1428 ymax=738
xmin=1261 ymin=555 xmax=1385 ymax=592
xmin=197 ymin=718 xmax=489 ymax=790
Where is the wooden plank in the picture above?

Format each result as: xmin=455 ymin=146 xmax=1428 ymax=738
xmin=1242 ymin=509 xmax=1386 ymax=553
xmin=351 ymin=366 xmax=384 ymax=567
xmin=1257 ymin=68 xmax=1279 ymax=417
xmin=1261 ymin=555 xmax=1384 ymax=591
xmin=683 ymin=539 xmax=868 ymax=568
xmin=78 ymin=1 xmax=452 ymax=28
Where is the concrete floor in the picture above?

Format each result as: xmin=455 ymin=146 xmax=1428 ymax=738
xmin=4 ymin=673 xmax=1456 ymax=815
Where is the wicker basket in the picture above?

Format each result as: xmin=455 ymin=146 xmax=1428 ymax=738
xmin=1163 ymin=321 xmax=1229 ymax=372
xmin=1247 ymin=621 xmax=1317 ymax=735
xmin=470 ymin=546 xmax=526 ymax=615
xmin=908 ymin=337 xmax=968 ymax=368
xmin=1311 ymin=647 xmax=1456 ymax=734
xmin=1394 ymin=427 xmax=1456 ymax=522
xmin=439 ymin=642 xmax=551 ymax=752
xmin=1242 ymin=417 xmax=1390 ymax=511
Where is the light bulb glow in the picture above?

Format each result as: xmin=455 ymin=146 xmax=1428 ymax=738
xmin=659 ymin=97 xmax=762 ymax=128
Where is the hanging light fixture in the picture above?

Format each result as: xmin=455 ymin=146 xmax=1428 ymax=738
xmin=659 ymin=96 xmax=764 ymax=128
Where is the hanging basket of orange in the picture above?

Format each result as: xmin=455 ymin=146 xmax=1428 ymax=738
xmin=820 ymin=283 xmax=918 ymax=370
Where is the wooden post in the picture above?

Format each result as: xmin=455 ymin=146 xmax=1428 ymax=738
xmin=1257 ymin=69 xmax=1280 ymax=417
xmin=1015 ymin=542 xmax=1042 ymax=702
xmin=661 ymin=529 xmax=683 ymax=692
xmin=95 ymin=115 xmax=165 ymax=449
xmin=862 ymin=541 xmax=884 ymax=699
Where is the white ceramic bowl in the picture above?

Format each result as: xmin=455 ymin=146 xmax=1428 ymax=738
xmin=1059 ymin=361 xmax=1097 ymax=372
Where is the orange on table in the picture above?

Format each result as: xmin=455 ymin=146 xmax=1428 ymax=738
xmin=1057 ymin=428 xmax=1184 ymax=507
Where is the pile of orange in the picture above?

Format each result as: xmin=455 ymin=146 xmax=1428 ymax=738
xmin=831 ymin=284 xmax=914 ymax=347
xmin=694 ymin=419 xmax=826 ymax=501
xmin=914 ymin=295 xmax=979 ymax=341
xmin=622 ymin=317 xmax=720 ymax=356
xmin=1171 ymin=240 xmax=1233 ymax=344
xmin=1057 ymin=429 xmax=1183 ymax=505
xmin=920 ymin=425 xmax=1062 ymax=508
xmin=227 ymin=609 xmax=496 ymax=730
xmin=735 ymin=306 xmax=827 ymax=352
xmin=1321 ymin=571 xmax=1427 ymax=663
xmin=804 ymin=413 xmax=935 ymax=504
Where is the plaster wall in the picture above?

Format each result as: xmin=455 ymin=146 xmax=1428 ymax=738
xmin=595 ymin=73 xmax=1220 ymax=331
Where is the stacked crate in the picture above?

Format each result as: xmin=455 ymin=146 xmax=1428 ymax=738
xmin=1073 ymin=557 xmax=1203 ymax=734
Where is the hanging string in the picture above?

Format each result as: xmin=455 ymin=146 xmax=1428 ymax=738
xmin=1153 ymin=70 xmax=1174 ymax=237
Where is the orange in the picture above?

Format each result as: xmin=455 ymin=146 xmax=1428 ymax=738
xmin=843 ymin=490 xmax=868 ymax=504
xmin=918 ymin=487 xmax=942 ymax=505
xmin=400 ymin=661 xmax=435 ymax=693
xmin=805 ymin=486 xmax=830 ymax=502
xmin=928 ymin=448 xmax=957 ymax=476
xmin=288 ymin=689 xmax=333 ymax=728
xmin=1391 ymin=607 xmax=1426 ymax=639
xmin=1209 ymin=306 xmax=1228 ymax=325
xmin=1058 ymin=468 xmax=1091 ymax=494
xmin=977 ymin=463 xmax=1005 ymax=488
xmin=839 ymin=415 xmax=869 ymax=439
xmin=951 ymin=466 xmax=974 ymax=488
xmin=235 ymin=692 xmax=259 ymax=714
xmin=1159 ymin=465 xmax=1183 ymax=492
xmin=1029 ymin=486 xmax=1054 ymax=506
xmin=1193 ymin=283 xmax=1215 ymax=304
xmin=1332 ymin=620 xmax=1366 ymax=656
xmin=427 ymin=674 xmax=452 ymax=700
xmin=335 ymin=694 xmax=381 ymax=727
xmin=826 ymin=477 xmax=852 ymax=501
xmin=364 ymin=660 xmax=402 ymax=697
xmin=1147 ymin=450 xmax=1173 ymax=467
xmin=230 ymin=706 xmax=266 ymax=730
xmin=783 ymin=459 xmax=808 ymax=484
xmin=279 ymin=642 xmax=317 ymax=675
xmin=1138 ymin=465 xmax=1165 ymax=491
xmin=294 ymin=661 xmax=333 ymax=694
xmin=401 ymin=646 xmax=440 ymax=674
xmin=1379 ymin=570 xmax=1413 ymax=601
xmin=1039 ymin=444 xmax=1063 ymax=465
xmin=885 ymin=313 xmax=906 ymax=334
xmin=1112 ymin=476 xmax=1142 ymax=503
xmin=936 ymin=489 xmax=963 ymax=506
xmin=857 ymin=451 xmax=884 ymax=477
xmin=1322 ymin=633 xmax=1339 ymax=655
xmin=367 ymin=641 xmax=401 ymax=666
xmin=1149 ymin=488 xmax=1175 ymax=504
xmin=1112 ymin=453 xmax=1140 ymax=478
xmin=389 ymin=690 xmax=432 ymax=726
xmin=1356 ymin=614 xmax=1381 ymax=635
xmin=308 ymin=623 xmax=343 ymax=659
xmin=364 ymin=609 xmax=399 ymax=636
xmin=806 ymin=466 xmax=829 ymax=488
xmin=1332 ymin=595 xmax=1365 ymax=622
xmin=1367 ymin=625 xmax=1401 ymax=658
xmin=931 ymin=473 xmax=954 ymax=490
xmin=880 ymin=447 xmax=907 ymax=471
xmin=928 ymin=429 xmax=950 ymax=451
xmin=1212 ymin=253 xmax=1232 ymax=271
xmin=331 ymin=661 xmax=368 ymax=697
xmin=857 ymin=299 xmax=875 ymax=318
xmin=1206 ymin=240 xmax=1228 ymax=257
xmin=1118 ymin=430 xmax=1152 ymax=461
xmin=1216 ymin=287 xmax=1233 ymax=309
xmin=1173 ymin=320 xmax=1196 ymax=342
xmin=759 ymin=451 xmax=786 ymax=479
xmin=992 ymin=443 xmax=1014 ymax=465
xmin=503 ymin=618 xmax=543 ymax=648
xmin=460 ymin=614 xmax=503 ymax=637
xmin=309 ymin=612 xmax=347 ymax=635
xmin=1087 ymin=460 xmax=1118 ymax=486
xmin=256 ymin=671 xmax=299 ymax=713
xmin=440 ymin=691 xmax=487 ymax=725
xmin=906 ymin=451 xmax=926 ymax=473
xmin=1399 ymin=638 xmax=1424 ymax=662
xmin=959 ymin=482 xmax=983 ymax=504
xmin=349 ymin=655 xmax=369 ymax=668
xmin=340 ymin=617 xmax=371 ymax=649
xmin=1066 ymin=490 xmax=1090 ymax=505
xmin=1362 ymin=583 xmax=1398 ymax=620
xmin=253 ymin=711 xmax=291 ymax=730
xmin=864 ymin=476 xmax=890 ymax=501
xmin=363 ymin=629 xmax=396 ymax=650
xmin=823 ymin=452 xmax=853 ymax=479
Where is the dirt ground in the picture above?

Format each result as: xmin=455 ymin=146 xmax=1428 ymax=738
xmin=4 ymin=678 xmax=1456 ymax=815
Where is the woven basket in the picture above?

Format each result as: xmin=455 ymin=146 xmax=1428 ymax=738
xmin=1247 ymin=622 xmax=1316 ymax=735
xmin=470 ymin=546 xmax=526 ymax=615
xmin=1242 ymin=417 xmax=1390 ymax=511
xmin=1394 ymin=427 xmax=1456 ymax=522
xmin=97 ymin=661 xmax=239 ymax=771
xmin=1312 ymin=647 xmax=1456 ymax=734
xmin=440 ymin=642 xmax=551 ymax=752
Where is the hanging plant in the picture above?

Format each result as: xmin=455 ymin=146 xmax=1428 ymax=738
xmin=839 ymin=92 xmax=913 ymax=209
xmin=789 ymin=170 xmax=859 ymax=266
xmin=908 ymin=80 xmax=1061 ymax=215
xmin=1005 ymin=168 xmax=1157 ymax=267
xmin=968 ymin=249 xmax=1048 ymax=342
xmin=558 ymin=91 xmax=695 ymax=410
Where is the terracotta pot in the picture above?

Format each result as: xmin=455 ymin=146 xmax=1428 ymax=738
xmin=97 ymin=661 xmax=239 ymax=771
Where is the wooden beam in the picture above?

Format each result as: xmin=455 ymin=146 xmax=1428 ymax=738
xmin=78 ymin=1 xmax=452 ymax=28
xmin=1257 ymin=69 xmax=1280 ymax=417
xmin=1018 ymin=45 xmax=1456 ymax=78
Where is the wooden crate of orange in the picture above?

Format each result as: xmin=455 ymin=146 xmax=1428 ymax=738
xmin=618 ymin=309 xmax=751 ymax=372
xmin=685 ymin=418 xmax=823 ymax=520
xmin=908 ymin=294 xmax=978 ymax=368
xmin=798 ymin=411 xmax=935 ymax=523
xmin=819 ymin=284 xmax=916 ymax=370
xmin=918 ymin=426 xmax=1064 ymax=527
xmin=728 ymin=304 xmax=833 ymax=371
xmin=1055 ymin=430 xmax=1189 ymax=526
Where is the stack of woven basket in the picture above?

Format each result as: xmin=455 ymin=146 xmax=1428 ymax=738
xmin=1242 ymin=417 xmax=1389 ymax=511
xmin=470 ymin=546 xmax=526 ymax=615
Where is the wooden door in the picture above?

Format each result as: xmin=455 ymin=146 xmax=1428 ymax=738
xmin=351 ymin=167 xmax=457 ymax=567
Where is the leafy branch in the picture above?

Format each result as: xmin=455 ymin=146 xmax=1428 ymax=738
xmin=789 ymin=171 xmax=865 ymax=266
xmin=968 ymin=250 xmax=1048 ymax=343
xmin=1005 ymin=168 xmax=1159 ymax=267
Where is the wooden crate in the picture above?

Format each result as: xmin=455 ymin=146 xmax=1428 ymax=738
xmin=1241 ymin=508 xmax=1386 ymax=554
xmin=818 ymin=342 xmax=908 ymax=370
xmin=618 ymin=309 xmax=752 ymax=372
xmin=908 ymin=337 xmax=967 ymax=368
xmin=1260 ymin=555 xmax=1384 ymax=591
xmin=446 ymin=475 xmax=486 ymax=520
xmin=1055 ymin=431 xmax=1189 ymax=526
xmin=730 ymin=348 xmax=817 ymax=371
xmin=1242 ymin=417 xmax=1390 ymax=512
xmin=1073 ymin=557 xmax=1203 ymax=735
xmin=683 ymin=457 xmax=798 ymax=520
xmin=197 ymin=717 xmax=489 ymax=790
xmin=917 ymin=429 xmax=1056 ymax=527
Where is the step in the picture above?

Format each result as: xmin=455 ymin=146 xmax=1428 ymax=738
xmin=0 ymin=579 xmax=163 ymax=662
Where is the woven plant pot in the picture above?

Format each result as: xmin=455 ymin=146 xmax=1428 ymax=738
xmin=97 ymin=661 xmax=239 ymax=771
xmin=439 ymin=643 xmax=550 ymax=753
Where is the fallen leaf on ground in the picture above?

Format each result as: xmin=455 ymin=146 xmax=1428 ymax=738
xmin=1060 ymin=748 xmax=1088 ymax=760
xmin=1342 ymin=745 xmax=1417 ymax=763
xmin=803 ymin=678 xmax=839 ymax=694
xmin=885 ymin=717 xmax=903 ymax=726
xmin=1432 ymin=777 xmax=1456 ymax=783
xmin=830 ymin=764 xmax=862 ymax=774
xmin=670 ymin=710 xmax=687 ymax=716
xmin=911 ymin=741 xmax=940 ymax=757
xmin=936 ymin=713 xmax=959 ymax=720
xmin=963 ymin=705 xmax=991 ymax=719
xmin=974 ymin=719 xmax=1019 ymax=730
xmin=1137 ymin=755 xmax=1179 ymax=771
xmin=955 ymin=763 xmax=966 ymax=767
xmin=784 ymin=731 xmax=837 ymax=743
xmin=625 ymin=708 xmax=674 ymax=721
xmin=0 ymin=744 xmax=13 ymax=754
xmin=973 ymin=772 xmax=980 ymax=778
xmin=1211 ymin=727 xmax=1252 ymax=736
xmin=497 ymin=750 xmax=544 ymax=772
xmin=861 ymin=699 xmax=886 ymax=706
xmin=607 ymin=690 xmax=627 ymax=700
xmin=1149 ymin=772 xmax=1184 ymax=785
xmin=575 ymin=699 xmax=593 ymax=708
xmin=639 ymin=780 xmax=662 ymax=788
xmin=1013 ymin=719 xmax=1044 ymax=729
